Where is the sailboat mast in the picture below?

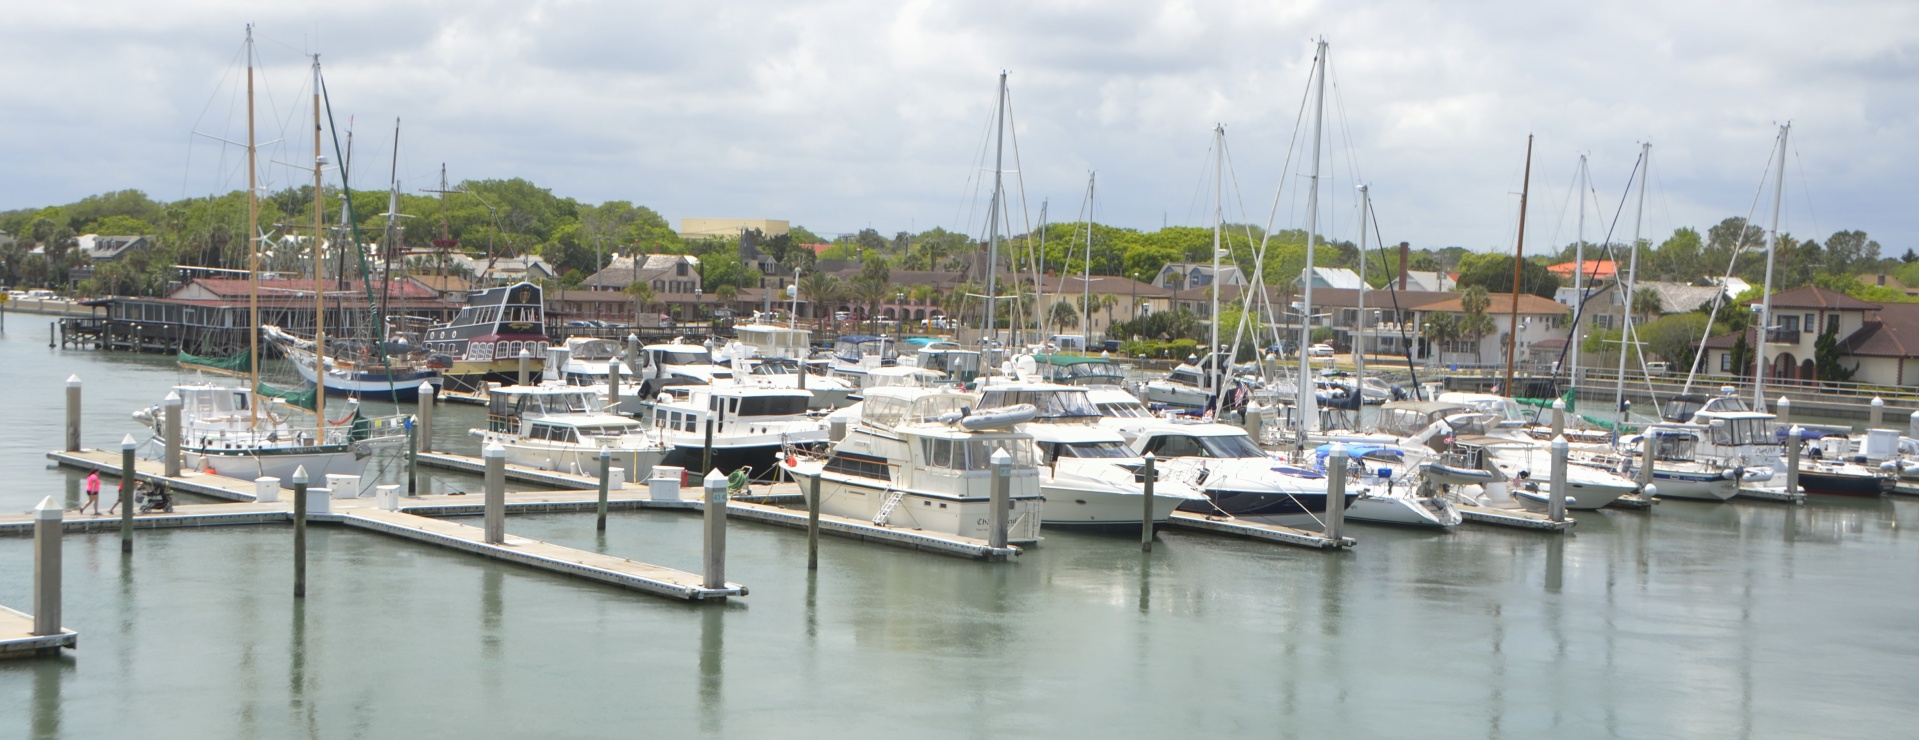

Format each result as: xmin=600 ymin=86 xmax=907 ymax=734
xmin=1296 ymin=39 xmax=1327 ymax=433
xmin=1082 ymin=172 xmax=1095 ymax=346
xmin=1754 ymin=123 xmax=1789 ymax=409
xmin=1355 ymin=184 xmax=1369 ymax=382
xmin=1502 ymin=135 xmax=1534 ymax=395
xmin=384 ymin=117 xmax=401 ymax=328
xmin=983 ymin=71 xmax=1006 ymax=350
xmin=1614 ymin=143 xmax=1651 ymax=416
xmin=311 ymin=55 xmax=326 ymax=437
xmin=245 ymin=26 xmax=261 ymax=428
xmin=1570 ymin=154 xmax=1587 ymax=392
xmin=1209 ymin=123 xmax=1225 ymax=410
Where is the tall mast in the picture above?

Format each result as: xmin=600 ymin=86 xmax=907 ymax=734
xmin=983 ymin=71 xmax=1006 ymax=350
xmin=245 ymin=26 xmax=261 ymax=427
xmin=1209 ymin=123 xmax=1225 ymax=411
xmin=1754 ymin=123 xmax=1789 ymax=409
xmin=1033 ymin=199 xmax=1047 ymax=345
xmin=1614 ymin=143 xmax=1651 ymax=416
xmin=1502 ymin=135 xmax=1534 ymax=395
xmin=1082 ymin=172 xmax=1095 ymax=346
xmin=1570 ymin=154 xmax=1587 ymax=392
xmin=1296 ymin=39 xmax=1327 ymax=433
xmin=384 ymin=118 xmax=402 ymax=327
xmin=1355 ymin=184 xmax=1369 ymax=382
xmin=311 ymin=55 xmax=326 ymax=437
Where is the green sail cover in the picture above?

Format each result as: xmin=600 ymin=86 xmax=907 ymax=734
xmin=256 ymin=382 xmax=318 ymax=412
xmin=1516 ymin=390 xmax=1576 ymax=412
xmin=179 ymin=350 xmax=250 ymax=374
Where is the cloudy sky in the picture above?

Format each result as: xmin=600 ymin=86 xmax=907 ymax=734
xmin=5 ymin=0 xmax=1915 ymax=253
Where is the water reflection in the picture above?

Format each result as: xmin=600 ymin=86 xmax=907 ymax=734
xmin=289 ymin=599 xmax=317 ymax=739
xmin=1543 ymin=535 xmax=1564 ymax=593
xmin=699 ymin=604 xmax=725 ymax=734
xmin=31 ymin=657 xmax=72 ymax=738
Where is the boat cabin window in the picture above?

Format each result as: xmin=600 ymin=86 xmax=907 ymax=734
xmin=653 ymin=349 xmax=710 ymax=367
xmin=735 ymin=395 xmax=807 ymax=417
xmin=752 ymin=359 xmax=799 ymax=375
xmin=862 ymin=396 xmax=910 ymax=427
xmin=1651 ymin=432 xmax=1697 ymax=461
xmin=1710 ymin=418 xmax=1771 ymax=447
xmin=908 ymin=395 xmax=971 ymax=424
xmin=1140 ymin=433 xmax=1264 ymax=459
xmin=978 ymin=389 xmax=1099 ymax=419
xmin=921 ymin=437 xmax=1036 ymax=470
xmin=919 ymin=351 xmax=980 ymax=378
xmin=573 ymin=423 xmax=639 ymax=438
xmin=1055 ymin=440 xmax=1133 ymax=459
xmin=1169 ymin=369 xmax=1201 ymax=387
xmin=529 ymin=424 xmax=579 ymax=444
xmin=1097 ymin=401 xmax=1150 ymax=419
xmin=571 ymin=340 xmax=619 ymax=361
xmin=1051 ymin=362 xmax=1123 ymax=383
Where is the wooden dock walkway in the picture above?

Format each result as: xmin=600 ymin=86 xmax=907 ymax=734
xmin=1456 ymin=503 xmax=1576 ymax=531
xmin=0 ymin=604 xmax=76 ymax=659
xmin=415 ymin=451 xmax=604 ymax=489
xmin=1163 ymin=512 xmax=1354 ymax=549
xmin=46 ymin=449 xmax=260 ymax=502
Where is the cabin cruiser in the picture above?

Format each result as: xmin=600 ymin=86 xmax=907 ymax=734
xmin=133 ymin=383 xmax=406 ymax=489
xmin=734 ymin=356 xmax=856 ymax=410
xmin=642 ymin=384 xmax=823 ymax=479
xmin=1129 ymin=421 xmax=1358 ymax=527
xmin=1139 ymin=353 xmax=1227 ymax=409
xmin=634 ymin=339 xmax=733 ymax=387
xmin=1658 ymin=390 xmax=1781 ymax=490
xmin=914 ymin=345 xmax=983 ymax=385
xmin=1454 ymin=432 xmax=1640 ymax=510
xmin=1790 ymin=429 xmax=1896 ymax=497
xmin=733 ymin=321 xmax=813 ymax=360
xmin=1613 ymin=427 xmax=1741 ymax=501
xmin=825 ymin=335 xmax=899 ymax=388
xmin=787 ymin=387 xmax=1045 ymax=544
xmin=1031 ymin=353 xmax=1127 ymax=387
xmin=472 ymin=384 xmax=668 ymax=479
xmin=556 ymin=336 xmax=632 ymax=387
xmin=977 ymin=382 xmax=1206 ymax=531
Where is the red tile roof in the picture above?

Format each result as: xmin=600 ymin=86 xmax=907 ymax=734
xmin=1547 ymin=260 xmax=1616 ymax=280
xmin=1406 ymin=292 xmax=1569 ymax=315
xmin=1841 ymin=303 xmax=1919 ymax=358
xmin=1749 ymin=285 xmax=1880 ymax=311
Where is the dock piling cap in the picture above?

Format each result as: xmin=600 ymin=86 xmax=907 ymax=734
xmin=599 ymin=446 xmax=611 ymax=459
xmin=1788 ymin=425 xmax=1804 ymax=440
xmin=292 ymin=465 xmax=309 ymax=485
xmin=482 ymin=442 xmax=506 ymax=459
xmin=164 ymin=391 xmax=182 ymax=407
xmin=35 ymin=496 xmax=62 ymax=521
xmin=1551 ymin=434 xmax=1568 ymax=449
xmin=121 ymin=433 xmax=137 ymax=451
xmin=703 ymin=468 xmax=726 ymax=486
xmin=66 ymin=374 xmax=82 ymax=388
xmin=1330 ymin=442 xmax=1348 ymax=459
xmin=1872 ymin=396 xmax=1885 ymax=407
xmin=990 ymin=448 xmax=1012 ymax=465
xmin=518 ymin=349 xmax=532 ymax=359
xmin=1551 ymin=398 xmax=1565 ymax=410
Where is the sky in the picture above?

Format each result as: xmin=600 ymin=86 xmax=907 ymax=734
xmin=4 ymin=0 xmax=1916 ymax=254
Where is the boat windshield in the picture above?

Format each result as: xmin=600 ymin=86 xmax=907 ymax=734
xmin=1097 ymin=401 xmax=1151 ymax=419
xmin=751 ymin=359 xmax=799 ymax=375
xmin=921 ymin=436 xmax=1036 ymax=470
xmin=573 ymin=422 xmax=644 ymax=438
xmin=735 ymin=396 xmax=808 ymax=417
xmin=1057 ymin=441 xmax=1134 ymax=458
xmin=658 ymin=350 xmax=710 ymax=366
xmin=978 ymin=389 xmax=1100 ymax=419
xmin=1141 ymin=433 xmax=1266 ymax=459
xmin=1710 ymin=417 xmax=1772 ymax=447
xmin=571 ymin=340 xmax=619 ymax=361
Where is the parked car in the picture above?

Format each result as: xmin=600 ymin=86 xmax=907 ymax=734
xmin=1306 ymin=343 xmax=1335 ymax=357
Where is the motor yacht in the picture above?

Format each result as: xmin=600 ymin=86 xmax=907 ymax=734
xmin=786 ymin=387 xmax=1045 ymax=544
xmin=642 ymin=384 xmax=824 ymax=479
xmin=1128 ymin=421 xmax=1359 ymax=527
xmin=472 ymin=383 xmax=668 ymax=479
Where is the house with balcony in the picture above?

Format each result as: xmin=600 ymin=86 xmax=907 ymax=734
xmin=1311 ymin=287 xmax=1454 ymax=359
xmin=1406 ymin=292 xmax=1571 ymax=368
xmin=1700 ymin=285 xmax=1919 ymax=385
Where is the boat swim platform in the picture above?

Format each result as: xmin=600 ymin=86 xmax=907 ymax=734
xmin=1889 ymin=481 xmax=1919 ymax=498
xmin=1737 ymin=484 xmax=1809 ymax=504
xmin=1605 ymin=493 xmax=1657 ymax=510
xmin=1162 ymin=512 xmax=1354 ymax=549
xmin=0 ymin=604 xmax=76 ymax=659
xmin=1455 ymin=503 xmax=1576 ymax=532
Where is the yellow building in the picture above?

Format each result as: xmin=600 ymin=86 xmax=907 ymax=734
xmin=678 ymin=218 xmax=789 ymax=240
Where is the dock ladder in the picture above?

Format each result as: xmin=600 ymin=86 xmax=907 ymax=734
xmin=872 ymin=489 xmax=907 ymax=525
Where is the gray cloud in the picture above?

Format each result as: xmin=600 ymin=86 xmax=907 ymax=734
xmin=2 ymin=0 xmax=1913 ymax=254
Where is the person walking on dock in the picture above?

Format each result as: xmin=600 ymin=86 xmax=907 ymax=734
xmin=81 ymin=471 xmax=102 ymax=514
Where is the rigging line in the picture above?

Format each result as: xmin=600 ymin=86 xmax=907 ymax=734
xmin=953 ymin=102 xmax=997 ymax=242
xmin=1183 ymin=137 xmax=1216 ymax=227
xmin=1367 ymin=197 xmax=1421 ymax=394
xmin=1326 ymin=54 xmax=1366 ymax=194
xmin=1252 ymin=45 xmax=1319 ymax=276
xmin=1002 ymin=86 xmax=1046 ymax=343
xmin=1679 ymin=130 xmax=1783 ymax=393
xmin=1789 ymin=142 xmax=1821 ymax=244
xmin=1543 ymin=154 xmax=1641 ymax=395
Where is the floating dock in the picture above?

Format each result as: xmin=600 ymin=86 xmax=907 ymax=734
xmin=0 ymin=604 xmax=76 ymax=659
xmin=1891 ymin=481 xmax=1919 ymax=498
xmin=1737 ymin=484 xmax=1808 ymax=504
xmin=1162 ymin=512 xmax=1354 ymax=549
xmin=725 ymin=498 xmax=1021 ymax=560
xmin=1456 ymin=503 xmax=1576 ymax=531
xmin=416 ymin=451 xmax=604 ymax=489
xmin=46 ymin=449 xmax=259 ymax=502
xmin=1606 ymin=493 xmax=1657 ymax=510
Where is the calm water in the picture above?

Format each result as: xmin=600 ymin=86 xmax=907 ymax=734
xmin=1 ymin=325 xmax=1915 ymax=739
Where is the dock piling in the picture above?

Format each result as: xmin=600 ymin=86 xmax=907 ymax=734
xmin=1777 ymin=396 xmax=1791 ymax=425
xmin=292 ymin=466 xmax=308 ymax=598
xmin=806 ymin=471 xmax=821 ymax=570
xmin=417 ymin=381 xmax=436 ymax=455
xmin=162 ymin=391 xmax=182 ymax=478
xmin=483 ymin=443 xmax=506 ymax=545
xmin=119 ymin=434 xmax=135 ymax=553
xmin=1140 ymin=453 xmax=1156 ymax=552
xmin=1786 ymin=426 xmax=1803 ymax=501
xmin=64 ymin=375 xmax=80 ymax=453
xmin=1550 ymin=398 xmax=1565 ymax=438
xmin=406 ymin=417 xmax=419 ymax=496
xmin=517 ymin=348 xmax=531 ymax=386
xmin=32 ymin=497 xmax=62 ymax=638
xmin=1870 ymin=396 xmax=1885 ymax=428
xmin=596 ymin=447 xmax=611 ymax=532
xmin=608 ymin=362 xmax=621 ymax=408
xmin=1548 ymin=435 xmax=1569 ymax=523
xmin=1638 ymin=432 xmax=1655 ymax=492
xmin=989 ymin=448 xmax=1011 ymax=550
xmin=1325 ymin=443 xmax=1348 ymax=543
xmin=702 ymin=469 xmax=727 ymax=591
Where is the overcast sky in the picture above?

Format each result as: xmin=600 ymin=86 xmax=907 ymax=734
xmin=5 ymin=1 xmax=1915 ymax=254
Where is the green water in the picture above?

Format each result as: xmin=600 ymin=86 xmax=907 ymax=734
xmin=1 ymin=328 xmax=1916 ymax=738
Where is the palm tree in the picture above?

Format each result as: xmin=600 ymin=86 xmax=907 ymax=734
xmin=1632 ymin=286 xmax=1664 ymax=322
xmin=1049 ymin=300 xmax=1079 ymax=333
xmin=852 ymin=278 xmax=890 ymax=332
xmin=623 ymin=280 xmax=657 ymax=324
xmin=1456 ymin=285 xmax=1497 ymax=364
xmin=799 ymin=270 xmax=840 ymax=327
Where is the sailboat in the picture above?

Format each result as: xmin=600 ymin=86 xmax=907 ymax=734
xmin=141 ymin=34 xmax=407 ymax=488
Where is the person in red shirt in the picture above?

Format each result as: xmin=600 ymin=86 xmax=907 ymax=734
xmin=81 ymin=471 xmax=102 ymax=514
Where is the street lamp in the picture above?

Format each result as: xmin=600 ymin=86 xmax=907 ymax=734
xmin=895 ymin=291 xmax=905 ymax=341
xmin=693 ymin=288 xmax=703 ymax=322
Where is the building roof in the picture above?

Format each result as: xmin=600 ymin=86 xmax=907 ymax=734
xmin=581 ymin=254 xmax=701 ymax=289
xmin=1303 ymin=267 xmax=1366 ymax=289
xmin=77 ymin=234 xmax=151 ymax=261
xmin=1400 ymin=270 xmax=1455 ymax=292
xmin=1857 ymin=273 xmax=1919 ymax=296
xmin=1701 ymin=330 xmax=1743 ymax=350
xmin=1841 ymin=303 xmax=1919 ymax=358
xmin=1407 ymin=292 xmax=1569 ymax=315
xmin=1751 ymin=285 xmax=1879 ymax=311
xmin=1548 ymin=260 xmax=1617 ymax=281
xmin=168 ymin=277 xmax=441 ymax=301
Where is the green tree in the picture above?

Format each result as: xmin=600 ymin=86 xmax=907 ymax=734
xmin=1455 ymin=252 xmax=1560 ymax=298
xmin=1048 ymin=300 xmax=1079 ymax=332
xmin=1813 ymin=320 xmax=1856 ymax=384
xmin=1457 ymin=285 xmax=1497 ymax=363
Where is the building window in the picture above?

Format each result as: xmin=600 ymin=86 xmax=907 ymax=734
xmin=677 ymin=263 xmax=689 ymax=277
xmin=1803 ymin=313 xmax=1815 ymax=333
xmin=1778 ymin=315 xmax=1799 ymax=332
xmin=1826 ymin=314 xmax=1839 ymax=335
xmin=1720 ymin=353 xmax=1732 ymax=371
xmin=1595 ymin=314 xmax=1613 ymax=329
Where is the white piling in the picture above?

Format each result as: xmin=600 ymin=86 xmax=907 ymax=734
xmin=989 ymin=448 xmax=1011 ymax=549
xmin=32 ymin=497 xmax=62 ymax=638
xmin=64 ymin=375 xmax=81 ymax=452
xmin=1777 ymin=396 xmax=1792 ymax=426
xmin=1548 ymin=435 xmax=1569 ymax=523
xmin=1325 ymin=443 xmax=1348 ymax=542
xmin=517 ymin=348 xmax=532 ymax=387
xmin=163 ymin=391 xmax=182 ymax=478
xmin=483 ymin=442 xmax=506 ymax=545
xmin=417 ymin=380 xmax=436 ymax=454
xmin=1785 ymin=425 xmax=1803 ymax=499
xmin=1870 ymin=396 xmax=1885 ymax=428
xmin=1638 ymin=431 xmax=1656 ymax=492
xmin=703 ymin=468 xmax=728 ymax=590
xmin=1551 ymin=398 xmax=1566 ymax=438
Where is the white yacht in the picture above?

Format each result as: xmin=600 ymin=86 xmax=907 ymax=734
xmin=472 ymin=384 xmax=668 ymax=478
xmin=643 ymin=384 xmax=824 ymax=478
xmin=1128 ymin=421 xmax=1359 ymax=528
xmin=788 ymin=386 xmax=1045 ymax=544
xmin=825 ymin=335 xmax=899 ymax=389
xmin=134 ymin=383 xmax=405 ymax=488
xmin=1614 ymin=427 xmax=1741 ymax=501
xmin=1139 ymin=356 xmax=1217 ymax=409
xmin=734 ymin=356 xmax=856 ymax=410
xmin=733 ymin=321 xmax=813 ymax=360
xmin=635 ymin=339 xmax=733 ymax=385
xmin=556 ymin=336 xmax=632 ymax=387
xmin=976 ymin=381 xmax=1206 ymax=532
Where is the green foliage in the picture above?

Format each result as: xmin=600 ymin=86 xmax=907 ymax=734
xmin=1455 ymin=252 xmax=1559 ymax=298
xmin=1727 ymin=331 xmax=1751 ymax=378
xmin=788 ymin=225 xmax=827 ymax=245
xmin=1637 ymin=313 xmax=1711 ymax=368
xmin=1109 ymin=308 xmax=1202 ymax=343
xmin=1814 ymin=320 xmax=1856 ymax=383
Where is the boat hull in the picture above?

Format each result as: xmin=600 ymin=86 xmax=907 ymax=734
xmin=499 ymin=443 xmax=666 ymax=480
xmin=796 ymin=469 xmax=1044 ymax=544
xmin=179 ymin=446 xmax=373 ymax=493
xmin=1038 ymin=482 xmax=1192 ymax=532
xmin=1179 ymin=488 xmax=1361 ymax=528
xmin=1649 ymin=469 xmax=1737 ymax=501
xmin=1346 ymin=493 xmax=1460 ymax=528
xmin=1798 ymin=470 xmax=1893 ymax=497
